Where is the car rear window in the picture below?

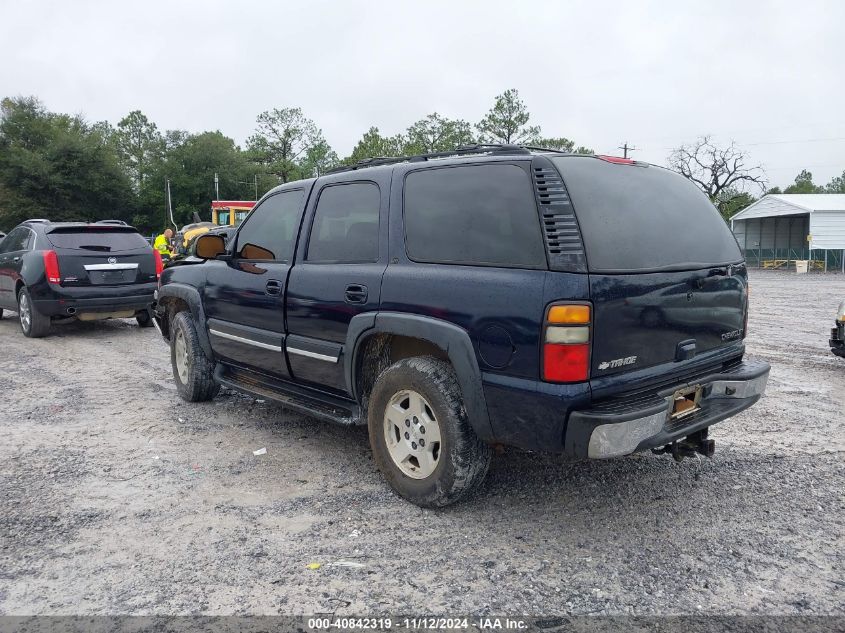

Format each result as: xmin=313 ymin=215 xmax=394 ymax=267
xmin=46 ymin=228 xmax=150 ymax=252
xmin=403 ymin=163 xmax=546 ymax=268
xmin=551 ymin=157 xmax=742 ymax=273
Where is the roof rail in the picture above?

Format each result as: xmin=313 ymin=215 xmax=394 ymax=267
xmin=95 ymin=220 xmax=128 ymax=225
xmin=23 ymin=218 xmax=50 ymax=224
xmin=326 ymin=143 xmax=541 ymax=174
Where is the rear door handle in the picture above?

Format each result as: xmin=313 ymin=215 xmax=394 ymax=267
xmin=345 ymin=284 xmax=368 ymax=304
xmin=265 ymin=280 xmax=283 ymax=296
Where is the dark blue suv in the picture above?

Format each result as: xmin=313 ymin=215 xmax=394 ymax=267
xmin=153 ymin=145 xmax=770 ymax=507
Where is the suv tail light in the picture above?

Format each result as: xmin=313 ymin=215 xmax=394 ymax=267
xmin=542 ymin=303 xmax=591 ymax=383
xmin=153 ymin=249 xmax=163 ymax=279
xmin=43 ymin=250 xmax=61 ymax=285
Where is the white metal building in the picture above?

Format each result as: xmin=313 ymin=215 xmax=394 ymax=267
xmin=730 ymin=194 xmax=845 ymax=271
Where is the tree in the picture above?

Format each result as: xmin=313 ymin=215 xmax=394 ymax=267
xmin=247 ymin=107 xmax=327 ymax=183
xmin=716 ymin=189 xmax=756 ymax=222
xmin=826 ymin=170 xmax=845 ymax=193
xmin=0 ymin=96 xmax=134 ymax=230
xmin=344 ymin=127 xmax=406 ymax=164
xmin=668 ymin=136 xmax=766 ymax=217
xmin=300 ymin=139 xmax=339 ymax=177
xmin=404 ymin=113 xmax=474 ymax=154
xmin=784 ymin=169 xmax=823 ymax=194
xmin=113 ymin=110 xmax=163 ymax=190
xmin=476 ymin=89 xmax=541 ymax=145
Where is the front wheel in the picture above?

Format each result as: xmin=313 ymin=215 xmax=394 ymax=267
xmin=18 ymin=287 xmax=51 ymax=338
xmin=170 ymin=311 xmax=219 ymax=402
xmin=368 ymin=356 xmax=492 ymax=508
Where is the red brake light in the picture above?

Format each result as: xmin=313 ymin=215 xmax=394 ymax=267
xmin=597 ymin=155 xmax=635 ymax=165
xmin=153 ymin=249 xmax=163 ymax=279
xmin=543 ymin=343 xmax=590 ymax=382
xmin=43 ymin=250 xmax=61 ymax=284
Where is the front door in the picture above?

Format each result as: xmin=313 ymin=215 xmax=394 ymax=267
xmin=286 ymin=176 xmax=389 ymax=394
xmin=203 ymin=186 xmax=311 ymax=378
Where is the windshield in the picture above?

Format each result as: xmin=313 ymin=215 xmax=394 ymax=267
xmin=551 ymin=157 xmax=742 ymax=273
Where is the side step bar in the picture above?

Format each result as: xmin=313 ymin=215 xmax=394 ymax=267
xmin=214 ymin=364 xmax=362 ymax=426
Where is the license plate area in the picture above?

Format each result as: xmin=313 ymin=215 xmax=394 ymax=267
xmin=671 ymin=384 xmax=702 ymax=419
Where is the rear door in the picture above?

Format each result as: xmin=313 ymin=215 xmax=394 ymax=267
xmin=285 ymin=173 xmax=390 ymax=393
xmin=44 ymin=226 xmax=158 ymax=287
xmin=0 ymin=227 xmax=33 ymax=308
xmin=202 ymin=186 xmax=310 ymax=378
xmin=549 ymin=156 xmax=747 ymax=383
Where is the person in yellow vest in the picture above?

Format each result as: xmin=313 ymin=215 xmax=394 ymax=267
xmin=154 ymin=228 xmax=174 ymax=257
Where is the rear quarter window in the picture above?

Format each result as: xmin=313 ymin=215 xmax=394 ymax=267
xmin=46 ymin=228 xmax=149 ymax=252
xmin=551 ymin=157 xmax=742 ymax=272
xmin=403 ymin=163 xmax=546 ymax=268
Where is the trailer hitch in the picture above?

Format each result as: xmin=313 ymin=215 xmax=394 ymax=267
xmin=652 ymin=429 xmax=715 ymax=462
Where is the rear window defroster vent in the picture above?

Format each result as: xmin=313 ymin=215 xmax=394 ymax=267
xmin=532 ymin=161 xmax=587 ymax=273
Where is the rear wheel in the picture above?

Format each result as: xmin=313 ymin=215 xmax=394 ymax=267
xmin=135 ymin=310 xmax=154 ymax=328
xmin=368 ymin=356 xmax=492 ymax=508
xmin=18 ymin=288 xmax=50 ymax=338
xmin=170 ymin=311 xmax=219 ymax=402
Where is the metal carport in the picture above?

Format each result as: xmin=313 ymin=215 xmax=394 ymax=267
xmin=730 ymin=194 xmax=845 ymax=272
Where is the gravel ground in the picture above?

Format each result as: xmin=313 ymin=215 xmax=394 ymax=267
xmin=0 ymin=270 xmax=843 ymax=617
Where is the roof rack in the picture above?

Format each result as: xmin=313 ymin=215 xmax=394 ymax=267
xmin=326 ymin=143 xmax=568 ymax=174
xmin=22 ymin=218 xmax=51 ymax=224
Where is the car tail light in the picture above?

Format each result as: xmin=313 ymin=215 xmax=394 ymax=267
xmin=153 ymin=249 xmax=163 ymax=279
xmin=43 ymin=250 xmax=61 ymax=285
xmin=543 ymin=303 xmax=591 ymax=383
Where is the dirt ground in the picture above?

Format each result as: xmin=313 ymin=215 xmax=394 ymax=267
xmin=1 ymin=270 xmax=843 ymax=616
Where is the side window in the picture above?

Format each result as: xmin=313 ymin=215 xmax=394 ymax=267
xmin=404 ymin=164 xmax=546 ymax=268
xmin=0 ymin=227 xmax=29 ymax=254
xmin=306 ymin=182 xmax=380 ymax=263
xmin=235 ymin=190 xmax=305 ymax=262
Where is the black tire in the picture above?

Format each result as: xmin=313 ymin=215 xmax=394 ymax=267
xmin=18 ymin=287 xmax=51 ymax=338
xmin=136 ymin=310 xmax=154 ymax=328
xmin=170 ymin=311 xmax=219 ymax=402
xmin=368 ymin=356 xmax=492 ymax=508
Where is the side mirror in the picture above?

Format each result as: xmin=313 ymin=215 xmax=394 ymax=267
xmin=195 ymin=234 xmax=227 ymax=260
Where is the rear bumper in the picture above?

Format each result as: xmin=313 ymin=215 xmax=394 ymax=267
xmin=33 ymin=283 xmax=156 ymax=317
xmin=830 ymin=322 xmax=845 ymax=358
xmin=564 ymin=358 xmax=770 ymax=458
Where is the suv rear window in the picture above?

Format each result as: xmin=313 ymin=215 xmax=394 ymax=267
xmin=551 ymin=157 xmax=742 ymax=273
xmin=46 ymin=228 xmax=149 ymax=252
xmin=403 ymin=164 xmax=546 ymax=268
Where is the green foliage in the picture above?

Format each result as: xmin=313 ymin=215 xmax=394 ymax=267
xmin=344 ymin=127 xmax=406 ymax=164
xmin=825 ymin=170 xmax=845 ymax=193
xmin=246 ymin=107 xmax=328 ymax=183
xmin=476 ymin=89 xmax=540 ymax=145
xmin=716 ymin=189 xmax=756 ymax=222
xmin=0 ymin=96 xmax=134 ymax=231
xmin=404 ymin=113 xmax=474 ymax=154
xmin=113 ymin=110 xmax=163 ymax=190
xmin=784 ymin=169 xmax=823 ymax=194
xmin=0 ymin=89 xmax=599 ymax=234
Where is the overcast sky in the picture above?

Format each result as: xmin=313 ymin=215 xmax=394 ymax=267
xmin=2 ymin=0 xmax=843 ymax=189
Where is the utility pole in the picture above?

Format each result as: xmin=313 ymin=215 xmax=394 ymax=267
xmin=214 ymin=172 xmax=220 ymax=201
xmin=166 ymin=179 xmax=177 ymax=230
xmin=254 ymin=174 xmax=258 ymax=201
xmin=618 ymin=141 xmax=638 ymax=159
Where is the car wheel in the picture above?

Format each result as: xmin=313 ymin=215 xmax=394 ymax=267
xmin=170 ymin=311 xmax=220 ymax=402
xmin=368 ymin=356 xmax=492 ymax=508
xmin=135 ymin=310 xmax=154 ymax=328
xmin=18 ymin=287 xmax=50 ymax=338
